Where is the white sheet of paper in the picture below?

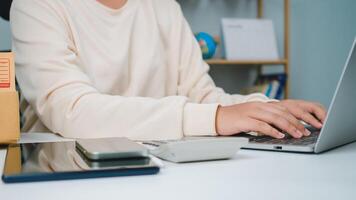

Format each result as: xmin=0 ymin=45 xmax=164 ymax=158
xmin=221 ymin=18 xmax=279 ymax=60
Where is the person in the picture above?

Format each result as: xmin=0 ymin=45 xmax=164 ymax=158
xmin=10 ymin=0 xmax=326 ymax=141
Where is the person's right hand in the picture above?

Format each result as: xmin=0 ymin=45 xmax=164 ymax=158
xmin=215 ymin=102 xmax=311 ymax=139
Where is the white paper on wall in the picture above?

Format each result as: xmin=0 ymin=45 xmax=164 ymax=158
xmin=221 ymin=18 xmax=279 ymax=60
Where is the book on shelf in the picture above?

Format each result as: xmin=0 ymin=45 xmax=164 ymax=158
xmin=241 ymin=73 xmax=287 ymax=100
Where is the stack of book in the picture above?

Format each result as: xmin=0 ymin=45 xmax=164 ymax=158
xmin=242 ymin=73 xmax=287 ymax=100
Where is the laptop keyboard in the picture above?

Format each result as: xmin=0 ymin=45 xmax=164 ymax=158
xmin=248 ymin=131 xmax=320 ymax=146
xmin=143 ymin=131 xmax=320 ymax=147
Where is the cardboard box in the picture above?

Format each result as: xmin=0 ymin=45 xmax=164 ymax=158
xmin=0 ymin=91 xmax=20 ymax=143
xmin=0 ymin=52 xmax=20 ymax=144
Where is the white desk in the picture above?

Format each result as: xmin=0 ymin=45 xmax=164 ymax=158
xmin=1 ymin=133 xmax=356 ymax=200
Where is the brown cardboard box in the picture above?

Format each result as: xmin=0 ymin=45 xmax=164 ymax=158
xmin=0 ymin=52 xmax=20 ymax=144
xmin=0 ymin=91 xmax=20 ymax=144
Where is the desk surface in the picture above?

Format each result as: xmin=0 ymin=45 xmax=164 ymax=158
xmin=1 ymin=133 xmax=356 ymax=200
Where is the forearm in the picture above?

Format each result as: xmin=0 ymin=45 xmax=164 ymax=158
xmin=31 ymin=82 xmax=218 ymax=140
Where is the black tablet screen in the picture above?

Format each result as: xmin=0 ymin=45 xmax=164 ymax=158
xmin=2 ymin=141 xmax=159 ymax=183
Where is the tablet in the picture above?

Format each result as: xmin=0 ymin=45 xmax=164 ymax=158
xmin=2 ymin=141 xmax=159 ymax=183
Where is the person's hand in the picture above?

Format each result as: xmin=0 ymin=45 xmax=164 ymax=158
xmin=215 ymin=100 xmax=327 ymax=139
xmin=270 ymin=99 xmax=326 ymax=129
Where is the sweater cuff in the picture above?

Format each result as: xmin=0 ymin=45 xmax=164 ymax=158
xmin=183 ymin=103 xmax=219 ymax=137
xmin=245 ymin=93 xmax=279 ymax=103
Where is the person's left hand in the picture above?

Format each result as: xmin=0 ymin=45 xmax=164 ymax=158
xmin=270 ymin=99 xmax=327 ymax=131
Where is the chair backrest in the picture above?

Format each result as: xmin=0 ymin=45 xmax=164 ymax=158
xmin=0 ymin=0 xmax=13 ymax=21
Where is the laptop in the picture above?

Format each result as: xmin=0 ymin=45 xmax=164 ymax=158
xmin=242 ymin=38 xmax=356 ymax=153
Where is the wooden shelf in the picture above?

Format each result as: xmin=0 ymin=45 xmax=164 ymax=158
xmin=206 ymin=59 xmax=287 ymax=66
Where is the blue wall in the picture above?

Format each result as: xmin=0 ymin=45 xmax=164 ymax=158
xmin=290 ymin=0 xmax=356 ymax=106
xmin=1 ymin=0 xmax=356 ymax=107
xmin=0 ymin=18 xmax=11 ymax=50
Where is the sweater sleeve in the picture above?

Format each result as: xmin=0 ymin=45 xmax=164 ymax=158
xmin=171 ymin=2 xmax=275 ymax=108
xmin=10 ymin=0 xmax=218 ymax=140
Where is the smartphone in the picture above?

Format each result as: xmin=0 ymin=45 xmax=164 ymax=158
xmin=76 ymin=137 xmax=149 ymax=161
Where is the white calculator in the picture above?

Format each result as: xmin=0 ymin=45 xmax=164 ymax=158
xmin=143 ymin=137 xmax=248 ymax=163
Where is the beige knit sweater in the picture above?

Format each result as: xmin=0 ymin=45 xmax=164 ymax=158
xmin=11 ymin=0 xmax=271 ymax=140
